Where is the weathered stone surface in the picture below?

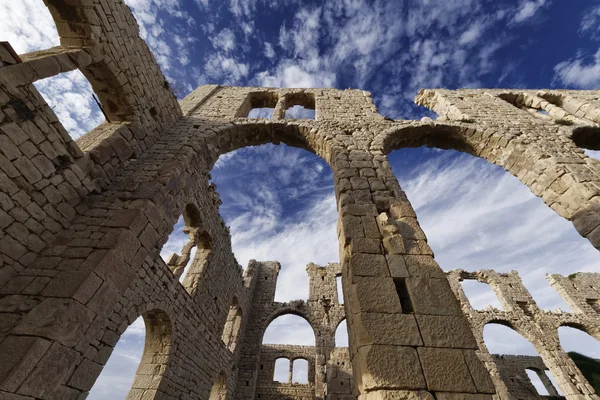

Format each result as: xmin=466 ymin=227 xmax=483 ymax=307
xmin=418 ymin=348 xmax=476 ymax=393
xmin=1 ymin=1 xmax=599 ymax=399
xmin=358 ymin=345 xmax=426 ymax=391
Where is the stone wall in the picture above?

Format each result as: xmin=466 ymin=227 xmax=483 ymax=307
xmin=447 ymin=269 xmax=600 ymax=399
xmin=2 ymin=1 xmax=600 ymax=399
xmin=492 ymin=355 xmax=561 ymax=399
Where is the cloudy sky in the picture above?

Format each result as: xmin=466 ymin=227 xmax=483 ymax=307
xmin=3 ymin=0 xmax=600 ymax=397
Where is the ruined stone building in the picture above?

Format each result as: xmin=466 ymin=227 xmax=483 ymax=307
xmin=2 ymin=1 xmax=600 ymax=399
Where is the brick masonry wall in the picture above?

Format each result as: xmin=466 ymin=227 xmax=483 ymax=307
xmin=2 ymin=1 xmax=600 ymax=399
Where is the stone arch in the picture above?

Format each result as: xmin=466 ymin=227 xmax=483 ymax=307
xmin=262 ymin=311 xmax=316 ymax=346
xmin=40 ymin=0 xmax=136 ymax=121
xmin=200 ymin=121 xmax=335 ymax=171
xmin=377 ymin=122 xmax=600 ymax=250
xmin=378 ymin=123 xmax=477 ymax=155
xmin=88 ymin=309 xmax=173 ymax=399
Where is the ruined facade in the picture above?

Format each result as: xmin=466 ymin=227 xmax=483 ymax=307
xmin=448 ymin=270 xmax=600 ymax=399
xmin=2 ymin=1 xmax=600 ymax=400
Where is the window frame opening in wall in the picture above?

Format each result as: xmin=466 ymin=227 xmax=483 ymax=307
xmin=525 ymin=368 xmax=551 ymax=396
xmin=459 ymin=279 xmax=504 ymax=311
xmin=558 ymin=324 xmax=600 ymax=395
xmin=239 ymin=91 xmax=279 ymax=119
xmin=87 ymin=310 xmax=172 ymax=399
xmin=334 ymin=319 xmax=349 ymax=348
xmin=208 ymin=371 xmax=227 ymax=400
xmin=263 ymin=314 xmax=316 ymax=346
xmin=283 ymin=92 xmax=316 ymax=120
xmin=393 ymin=278 xmax=413 ymax=314
xmin=32 ymin=69 xmax=106 ymax=142
xmin=336 ymin=275 xmax=344 ymax=304
xmin=161 ymin=204 xmax=213 ymax=293
xmin=221 ymin=297 xmax=243 ymax=352
xmin=273 ymin=357 xmax=290 ymax=383
xmin=292 ymin=358 xmax=309 ymax=384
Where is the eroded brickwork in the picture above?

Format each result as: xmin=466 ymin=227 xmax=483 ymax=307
xmin=2 ymin=1 xmax=600 ymax=400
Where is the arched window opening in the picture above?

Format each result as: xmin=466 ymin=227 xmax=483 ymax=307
xmin=209 ymin=371 xmax=227 ymax=400
xmin=273 ymin=358 xmax=290 ymax=382
xmin=460 ymin=280 xmax=503 ymax=310
xmin=525 ymin=369 xmax=550 ymax=395
xmin=32 ymin=71 xmax=105 ymax=140
xmin=335 ymin=320 xmax=349 ymax=347
xmin=88 ymin=310 xmax=172 ymax=399
xmin=386 ymin=146 xmax=598 ymax=311
xmin=483 ymin=323 xmax=537 ymax=356
xmin=572 ymin=126 xmax=600 ymax=161
xmin=292 ymin=359 xmax=309 ymax=384
xmin=222 ymin=297 xmax=243 ymax=352
xmin=483 ymin=323 xmax=563 ymax=397
xmin=558 ymin=326 xmax=600 ymax=394
xmin=263 ymin=314 xmax=315 ymax=346
xmin=87 ymin=318 xmax=145 ymax=399
xmin=161 ymin=205 xmax=213 ymax=288
xmin=211 ymin=143 xmax=337 ymax=303
xmin=336 ymin=275 xmax=344 ymax=304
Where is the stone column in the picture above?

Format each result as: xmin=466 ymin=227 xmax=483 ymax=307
xmin=536 ymin=370 xmax=560 ymax=397
xmin=335 ymin=148 xmax=496 ymax=399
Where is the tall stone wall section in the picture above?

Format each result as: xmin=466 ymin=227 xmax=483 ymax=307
xmin=447 ymin=269 xmax=600 ymax=399
xmin=2 ymin=1 xmax=600 ymax=399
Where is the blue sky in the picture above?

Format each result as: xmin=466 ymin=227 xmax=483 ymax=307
xmin=3 ymin=0 xmax=600 ymax=398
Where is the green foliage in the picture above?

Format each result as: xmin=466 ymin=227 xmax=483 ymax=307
xmin=569 ymin=351 xmax=600 ymax=395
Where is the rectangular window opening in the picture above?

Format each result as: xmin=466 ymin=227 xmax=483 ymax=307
xmin=393 ymin=278 xmax=413 ymax=314
xmin=284 ymin=92 xmax=316 ymax=120
xmin=32 ymin=69 xmax=105 ymax=141
xmin=239 ymin=91 xmax=278 ymax=119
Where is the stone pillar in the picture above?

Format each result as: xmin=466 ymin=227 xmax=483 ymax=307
xmin=536 ymin=370 xmax=560 ymax=397
xmin=531 ymin=336 xmax=598 ymax=399
xmin=335 ymin=149 xmax=495 ymax=399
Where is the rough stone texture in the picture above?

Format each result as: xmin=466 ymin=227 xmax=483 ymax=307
xmin=447 ymin=269 xmax=600 ymax=399
xmin=2 ymin=1 xmax=600 ymax=399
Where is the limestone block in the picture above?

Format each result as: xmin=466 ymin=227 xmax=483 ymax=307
xmin=358 ymin=390 xmax=434 ymax=400
xmin=349 ymin=277 xmax=401 ymax=314
xmin=350 ymin=253 xmax=389 ymax=278
xmin=403 ymin=255 xmax=445 ymax=279
xmin=0 ymin=335 xmax=51 ymax=392
xmin=386 ymin=255 xmax=409 ymax=278
xmin=416 ymin=315 xmax=477 ymax=349
xmin=418 ymin=348 xmax=476 ymax=393
xmin=17 ymin=342 xmax=79 ymax=398
xmin=13 ymin=298 xmax=96 ymax=347
xmin=67 ymin=359 xmax=104 ymax=391
xmin=354 ymin=313 xmax=422 ymax=347
xmin=462 ymin=351 xmax=495 ymax=394
xmin=356 ymin=345 xmax=426 ymax=391
xmin=406 ymin=277 xmax=462 ymax=316
xmin=434 ymin=394 xmax=493 ymax=400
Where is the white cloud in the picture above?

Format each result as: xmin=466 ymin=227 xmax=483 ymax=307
xmin=512 ymin=0 xmax=548 ymax=24
xmin=205 ymin=53 xmax=249 ymax=83
xmin=0 ymin=0 xmax=59 ymax=54
xmin=264 ymin=42 xmax=276 ymax=60
xmin=210 ymin=28 xmax=236 ymax=52
xmin=554 ymin=49 xmax=600 ymax=89
xmin=256 ymin=62 xmax=335 ymax=88
xmin=459 ymin=23 xmax=485 ymax=45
